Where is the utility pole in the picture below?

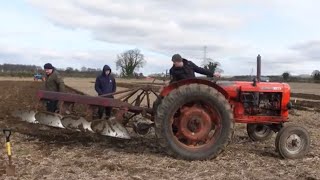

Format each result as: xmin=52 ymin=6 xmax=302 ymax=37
xmin=203 ymin=46 xmax=207 ymax=65
xmin=250 ymin=68 xmax=254 ymax=77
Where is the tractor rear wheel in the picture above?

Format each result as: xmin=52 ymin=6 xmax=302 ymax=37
xmin=154 ymin=84 xmax=234 ymax=160
xmin=247 ymin=124 xmax=274 ymax=141
xmin=275 ymin=124 xmax=310 ymax=159
xmin=152 ymin=97 xmax=161 ymax=114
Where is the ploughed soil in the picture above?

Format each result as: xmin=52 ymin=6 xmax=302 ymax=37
xmin=0 ymin=81 xmax=319 ymax=180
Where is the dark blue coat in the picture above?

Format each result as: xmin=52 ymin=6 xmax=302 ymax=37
xmin=95 ymin=65 xmax=116 ymax=97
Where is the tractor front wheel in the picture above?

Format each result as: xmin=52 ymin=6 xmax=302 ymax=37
xmin=154 ymin=84 xmax=234 ymax=160
xmin=275 ymin=124 xmax=310 ymax=159
xmin=247 ymin=124 xmax=274 ymax=141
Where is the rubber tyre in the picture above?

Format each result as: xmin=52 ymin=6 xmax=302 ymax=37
xmin=155 ymin=84 xmax=234 ymax=160
xmin=152 ymin=97 xmax=161 ymax=114
xmin=275 ymin=124 xmax=310 ymax=159
xmin=247 ymin=124 xmax=274 ymax=141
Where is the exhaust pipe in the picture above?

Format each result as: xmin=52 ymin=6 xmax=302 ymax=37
xmin=257 ymin=54 xmax=261 ymax=82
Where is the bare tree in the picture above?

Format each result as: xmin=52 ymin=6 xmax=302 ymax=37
xmin=81 ymin=66 xmax=87 ymax=72
xmin=65 ymin=67 xmax=74 ymax=74
xmin=312 ymin=70 xmax=320 ymax=80
xmin=282 ymin=72 xmax=290 ymax=81
xmin=203 ymin=58 xmax=223 ymax=73
xmin=116 ymin=49 xmax=146 ymax=77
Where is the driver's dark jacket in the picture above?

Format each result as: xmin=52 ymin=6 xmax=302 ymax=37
xmin=169 ymin=59 xmax=214 ymax=83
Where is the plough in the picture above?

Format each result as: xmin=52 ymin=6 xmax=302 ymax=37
xmin=13 ymin=86 xmax=157 ymax=139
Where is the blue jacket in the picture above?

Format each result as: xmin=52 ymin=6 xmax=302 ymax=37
xmin=95 ymin=65 xmax=116 ymax=97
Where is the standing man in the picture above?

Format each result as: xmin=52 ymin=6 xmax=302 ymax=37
xmin=43 ymin=63 xmax=65 ymax=112
xmin=169 ymin=54 xmax=220 ymax=83
xmin=95 ymin=65 xmax=116 ymax=119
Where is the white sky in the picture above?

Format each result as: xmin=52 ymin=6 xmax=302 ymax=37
xmin=0 ymin=0 xmax=319 ymax=76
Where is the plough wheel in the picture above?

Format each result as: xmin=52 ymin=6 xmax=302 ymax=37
xmin=155 ymin=84 xmax=234 ymax=160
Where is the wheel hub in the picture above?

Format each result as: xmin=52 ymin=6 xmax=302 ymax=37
xmin=255 ymin=125 xmax=270 ymax=137
xmin=178 ymin=106 xmax=212 ymax=141
xmin=286 ymin=134 xmax=303 ymax=154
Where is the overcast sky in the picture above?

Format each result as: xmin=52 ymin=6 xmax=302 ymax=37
xmin=0 ymin=0 xmax=319 ymax=76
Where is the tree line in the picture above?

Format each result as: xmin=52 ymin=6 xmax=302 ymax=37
xmin=0 ymin=63 xmax=107 ymax=78
xmin=282 ymin=70 xmax=320 ymax=82
xmin=0 ymin=64 xmax=42 ymax=72
xmin=2 ymin=48 xmax=318 ymax=83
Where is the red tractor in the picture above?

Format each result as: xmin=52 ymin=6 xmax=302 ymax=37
xmin=153 ymin=55 xmax=309 ymax=160
xmin=13 ymin=55 xmax=310 ymax=161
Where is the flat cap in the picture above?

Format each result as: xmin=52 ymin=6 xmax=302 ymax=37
xmin=44 ymin=63 xmax=54 ymax=69
xmin=171 ymin=54 xmax=182 ymax=62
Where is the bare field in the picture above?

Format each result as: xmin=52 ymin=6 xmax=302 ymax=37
xmin=289 ymin=82 xmax=320 ymax=96
xmin=0 ymin=79 xmax=319 ymax=179
xmin=0 ymin=77 xmax=34 ymax=81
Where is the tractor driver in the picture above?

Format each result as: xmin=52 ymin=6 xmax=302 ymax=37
xmin=169 ymin=54 xmax=220 ymax=83
xmin=43 ymin=63 xmax=65 ymax=113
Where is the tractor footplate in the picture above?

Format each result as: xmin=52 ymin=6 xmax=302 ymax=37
xmin=35 ymin=112 xmax=64 ymax=128
xmin=91 ymin=118 xmax=131 ymax=139
xmin=61 ymin=116 xmax=93 ymax=132
xmin=12 ymin=110 xmax=37 ymax=123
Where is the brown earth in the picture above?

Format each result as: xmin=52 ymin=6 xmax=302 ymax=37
xmin=291 ymin=93 xmax=320 ymax=101
xmin=288 ymin=82 xmax=320 ymax=96
xmin=0 ymin=81 xmax=319 ymax=180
